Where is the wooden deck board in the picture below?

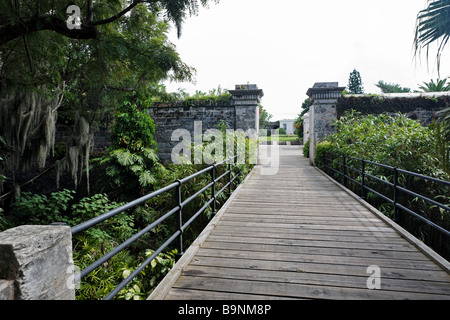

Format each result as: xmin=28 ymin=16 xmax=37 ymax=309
xmin=149 ymin=145 xmax=450 ymax=300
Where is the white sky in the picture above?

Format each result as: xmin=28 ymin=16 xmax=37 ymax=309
xmin=163 ymin=0 xmax=450 ymax=121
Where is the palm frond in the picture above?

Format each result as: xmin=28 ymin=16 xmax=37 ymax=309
xmin=414 ymin=0 xmax=450 ymax=74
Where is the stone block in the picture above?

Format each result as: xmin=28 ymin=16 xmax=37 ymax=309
xmin=0 ymin=225 xmax=75 ymax=300
xmin=0 ymin=280 xmax=15 ymax=300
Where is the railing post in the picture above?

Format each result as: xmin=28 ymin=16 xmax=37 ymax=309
xmin=343 ymin=155 xmax=348 ymax=188
xmin=393 ymin=168 xmax=402 ymax=226
xmin=330 ymin=153 xmax=334 ymax=176
xmin=361 ymin=159 xmax=366 ymax=200
xmin=211 ymin=165 xmax=216 ymax=218
xmin=228 ymin=163 xmax=232 ymax=197
xmin=175 ymin=180 xmax=183 ymax=262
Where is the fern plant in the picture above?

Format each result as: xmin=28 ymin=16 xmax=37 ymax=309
xmin=92 ymin=98 xmax=164 ymax=199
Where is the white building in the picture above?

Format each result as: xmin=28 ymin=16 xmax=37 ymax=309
xmin=279 ymin=119 xmax=295 ymax=135
xmin=303 ymin=112 xmax=310 ymax=143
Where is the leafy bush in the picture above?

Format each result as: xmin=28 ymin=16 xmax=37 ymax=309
xmin=74 ymin=237 xmax=176 ymax=300
xmin=303 ymin=138 xmax=310 ymax=158
xmin=12 ymin=189 xmax=76 ymax=225
xmin=318 ymin=111 xmax=445 ymax=176
xmin=92 ymin=98 xmax=165 ymax=200
xmin=6 ymin=98 xmax=256 ymax=300
xmin=315 ymin=111 xmax=450 ymax=259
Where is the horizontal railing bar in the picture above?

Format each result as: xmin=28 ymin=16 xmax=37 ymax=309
xmin=71 ymin=182 xmax=179 ymax=235
xmin=215 ymin=155 xmax=238 ymax=166
xmin=216 ymin=181 xmax=231 ymax=198
xmin=179 ymin=165 xmax=213 ymax=185
xmin=345 ymin=175 xmax=362 ymax=187
xmin=181 ymin=181 xmax=214 ymax=208
xmin=397 ymin=168 xmax=450 ymax=187
xmin=230 ymin=173 xmax=240 ymax=184
xmin=103 ymin=230 xmax=181 ymax=300
xmin=178 ymin=156 xmax=237 ymax=185
xmin=363 ymin=185 xmax=394 ymax=204
xmin=395 ymin=203 xmax=450 ymax=237
xmin=364 ymin=160 xmax=395 ymax=170
xmin=181 ymin=198 xmax=215 ymax=232
xmin=77 ymin=205 xmax=180 ymax=281
xmin=364 ymin=172 xmax=394 ymax=187
xmin=396 ymin=186 xmax=450 ymax=212
xmin=325 ymin=165 xmax=344 ymax=177
xmin=348 ymin=167 xmax=362 ymax=174
xmin=215 ymin=169 xmax=230 ymax=182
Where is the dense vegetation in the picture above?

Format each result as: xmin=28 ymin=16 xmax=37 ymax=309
xmin=4 ymin=95 xmax=254 ymax=300
xmin=0 ymin=1 xmax=242 ymax=299
xmin=315 ymin=111 xmax=450 ymax=259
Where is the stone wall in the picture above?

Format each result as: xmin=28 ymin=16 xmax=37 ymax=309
xmin=337 ymin=92 xmax=450 ymax=126
xmin=149 ymin=84 xmax=263 ymax=163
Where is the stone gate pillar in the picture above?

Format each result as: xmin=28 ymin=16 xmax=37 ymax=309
xmin=306 ymin=82 xmax=345 ymax=164
xmin=228 ymin=84 xmax=264 ymax=136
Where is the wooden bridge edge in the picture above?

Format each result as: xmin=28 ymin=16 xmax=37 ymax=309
xmin=147 ymin=165 xmax=258 ymax=300
xmin=313 ymin=166 xmax=450 ymax=274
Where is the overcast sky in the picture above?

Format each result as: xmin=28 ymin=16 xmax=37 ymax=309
xmin=163 ymin=0 xmax=450 ymax=121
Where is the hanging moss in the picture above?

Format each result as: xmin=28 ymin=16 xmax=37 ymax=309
xmin=0 ymin=88 xmax=61 ymax=172
xmin=55 ymin=114 xmax=92 ymax=193
xmin=1 ymin=87 xmax=92 ymax=197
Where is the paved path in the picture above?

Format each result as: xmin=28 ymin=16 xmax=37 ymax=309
xmin=150 ymin=145 xmax=450 ymax=300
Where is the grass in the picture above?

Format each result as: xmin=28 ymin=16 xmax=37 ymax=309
xmin=259 ymin=135 xmax=299 ymax=142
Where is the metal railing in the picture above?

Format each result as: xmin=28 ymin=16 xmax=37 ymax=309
xmin=71 ymin=156 xmax=242 ymax=300
xmin=321 ymin=152 xmax=450 ymax=239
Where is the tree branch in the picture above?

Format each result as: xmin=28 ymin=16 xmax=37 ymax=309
xmin=92 ymin=0 xmax=158 ymax=26
xmin=105 ymin=71 xmax=148 ymax=92
xmin=0 ymin=15 xmax=99 ymax=46
xmin=0 ymin=0 xmax=162 ymax=46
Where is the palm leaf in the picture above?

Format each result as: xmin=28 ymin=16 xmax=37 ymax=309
xmin=414 ymin=0 xmax=450 ymax=74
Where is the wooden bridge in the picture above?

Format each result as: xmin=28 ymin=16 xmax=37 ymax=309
xmin=149 ymin=145 xmax=450 ymax=300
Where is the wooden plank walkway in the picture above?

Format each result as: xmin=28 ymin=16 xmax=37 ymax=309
xmin=150 ymin=145 xmax=450 ymax=300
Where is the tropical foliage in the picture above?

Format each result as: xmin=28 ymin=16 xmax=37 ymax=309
xmin=92 ymin=98 xmax=164 ymax=200
xmin=315 ymin=112 xmax=450 ymax=259
xmin=414 ymin=0 xmax=450 ymax=73
xmin=419 ymin=78 xmax=450 ymax=92
xmin=375 ymin=80 xmax=411 ymax=93
xmin=259 ymin=105 xmax=273 ymax=129
xmin=0 ymin=0 xmax=217 ymax=192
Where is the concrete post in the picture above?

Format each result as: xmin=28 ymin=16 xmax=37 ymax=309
xmin=306 ymin=82 xmax=345 ymax=164
xmin=0 ymin=225 xmax=75 ymax=300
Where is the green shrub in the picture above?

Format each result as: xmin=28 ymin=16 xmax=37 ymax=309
xmin=314 ymin=140 xmax=333 ymax=167
xmin=316 ymin=111 xmax=450 ymax=259
xmin=303 ymin=138 xmax=310 ymax=158
xmin=323 ymin=111 xmax=445 ymax=176
xmin=92 ymin=98 xmax=165 ymax=200
xmin=12 ymin=189 xmax=76 ymax=225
